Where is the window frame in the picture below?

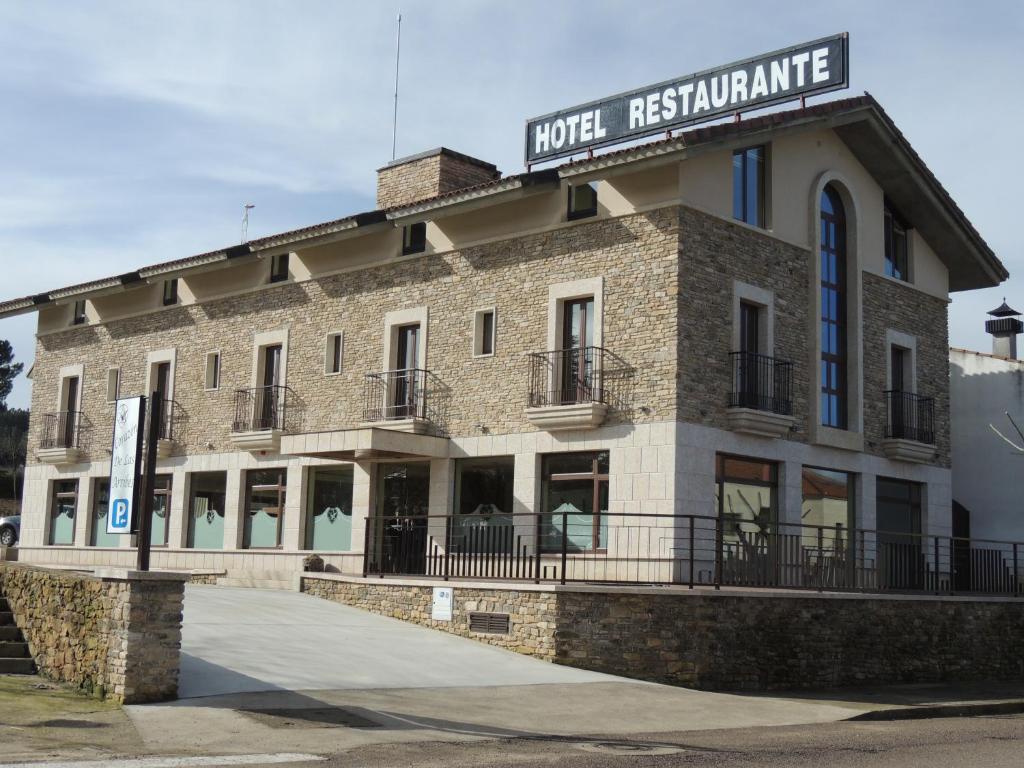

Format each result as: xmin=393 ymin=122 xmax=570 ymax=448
xmin=149 ymin=474 xmax=173 ymax=547
xmin=269 ymin=252 xmax=290 ymax=283
xmin=715 ymin=453 xmax=779 ymax=539
xmin=820 ymin=184 xmax=848 ymax=430
xmin=242 ymin=468 xmax=287 ymax=549
xmin=540 ymin=451 xmax=610 ymax=553
xmin=71 ymin=299 xmax=87 ymax=326
xmin=204 ymin=351 xmax=221 ymax=391
xmin=106 ymin=367 xmax=121 ymax=403
xmin=48 ymin=479 xmax=79 ymax=546
xmin=566 ymin=182 xmax=598 ymax=221
xmin=402 ymin=222 xmax=427 ymax=255
xmin=732 ymin=145 xmax=768 ymax=228
xmin=883 ymin=200 xmax=910 ymax=282
xmin=324 ymin=331 xmax=344 ymax=375
xmin=472 ymin=308 xmax=496 ymax=358
xmin=162 ymin=278 xmax=179 ymax=306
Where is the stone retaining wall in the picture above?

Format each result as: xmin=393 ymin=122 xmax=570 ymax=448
xmin=301 ymin=575 xmax=1024 ymax=691
xmin=0 ymin=563 xmax=185 ymax=703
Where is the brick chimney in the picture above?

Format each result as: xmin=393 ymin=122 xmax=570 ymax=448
xmin=377 ymin=148 xmax=500 ymax=209
xmin=985 ymin=299 xmax=1023 ymax=358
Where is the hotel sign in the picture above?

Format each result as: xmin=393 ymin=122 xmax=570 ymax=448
xmin=525 ymin=33 xmax=849 ymax=164
xmin=107 ymin=396 xmax=145 ymax=535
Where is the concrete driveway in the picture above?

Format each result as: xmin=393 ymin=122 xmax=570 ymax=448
xmin=179 ymin=584 xmax=610 ymax=698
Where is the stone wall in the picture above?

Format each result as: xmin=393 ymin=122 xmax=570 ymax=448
xmin=863 ymin=272 xmax=951 ymax=466
xmin=376 ymin=148 xmax=499 ymax=209
xmin=302 ymin=574 xmax=1024 ymax=691
xmin=0 ymin=563 xmax=185 ymax=703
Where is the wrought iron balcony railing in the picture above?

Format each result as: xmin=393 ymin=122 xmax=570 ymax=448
xmin=157 ymin=399 xmax=178 ymax=441
xmin=885 ymin=390 xmax=935 ymax=444
xmin=40 ymin=411 xmax=81 ymax=450
xmin=363 ymin=368 xmax=429 ymax=422
xmin=728 ymin=351 xmax=793 ymax=416
xmin=527 ymin=346 xmax=606 ymax=408
xmin=232 ymin=385 xmax=292 ymax=433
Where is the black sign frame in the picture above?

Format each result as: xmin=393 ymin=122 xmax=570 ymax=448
xmin=524 ymin=33 xmax=849 ymax=165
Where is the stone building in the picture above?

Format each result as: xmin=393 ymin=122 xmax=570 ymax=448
xmin=0 ymin=96 xmax=1008 ymax=589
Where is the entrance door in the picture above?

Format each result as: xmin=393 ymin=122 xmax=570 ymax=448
xmin=561 ymin=298 xmax=595 ymax=404
xmin=876 ymin=478 xmax=923 ymax=590
xmin=737 ymin=302 xmax=760 ymax=407
xmin=154 ymin=362 xmax=172 ymax=438
xmin=392 ymin=324 xmax=419 ymax=418
xmin=374 ymin=462 xmax=430 ymax=574
xmin=63 ymin=376 xmax=79 ymax=448
xmin=890 ymin=347 xmax=906 ymax=438
xmin=260 ymin=345 xmax=282 ymax=429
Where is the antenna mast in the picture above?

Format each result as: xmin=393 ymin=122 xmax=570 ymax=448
xmin=392 ymin=12 xmax=402 ymax=160
xmin=241 ymin=203 xmax=255 ymax=244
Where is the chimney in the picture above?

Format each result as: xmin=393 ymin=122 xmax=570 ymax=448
xmin=985 ymin=299 xmax=1023 ymax=358
xmin=377 ymin=147 xmax=500 ymax=209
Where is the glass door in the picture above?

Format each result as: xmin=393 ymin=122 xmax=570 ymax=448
xmin=260 ymin=345 xmax=282 ymax=429
xmin=392 ymin=324 xmax=419 ymax=418
xmin=374 ymin=462 xmax=430 ymax=573
xmin=560 ymin=298 xmax=595 ymax=404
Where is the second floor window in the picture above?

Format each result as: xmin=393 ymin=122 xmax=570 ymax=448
xmin=884 ymin=201 xmax=909 ymax=281
xmin=72 ymin=299 xmax=87 ymax=325
xmin=732 ymin=145 xmax=766 ymax=227
xmin=162 ymin=279 xmax=179 ymax=306
xmin=402 ymin=222 xmax=427 ymax=255
xmin=567 ymin=182 xmax=598 ymax=220
xmin=269 ymin=253 xmax=289 ymax=283
xmin=820 ymin=184 xmax=848 ymax=430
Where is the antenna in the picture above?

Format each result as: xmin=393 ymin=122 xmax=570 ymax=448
xmin=391 ymin=12 xmax=402 ymax=160
xmin=241 ymin=203 xmax=255 ymax=244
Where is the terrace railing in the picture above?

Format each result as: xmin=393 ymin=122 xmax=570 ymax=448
xmin=728 ymin=351 xmax=793 ymax=415
xmin=362 ymin=511 xmax=1024 ymax=597
xmin=232 ymin=385 xmax=292 ymax=433
xmin=40 ymin=411 xmax=81 ymax=450
xmin=885 ymin=390 xmax=935 ymax=444
xmin=527 ymin=346 xmax=606 ymax=408
xmin=362 ymin=368 xmax=430 ymax=422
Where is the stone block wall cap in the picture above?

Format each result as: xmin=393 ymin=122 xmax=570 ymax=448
xmin=93 ymin=568 xmax=191 ymax=582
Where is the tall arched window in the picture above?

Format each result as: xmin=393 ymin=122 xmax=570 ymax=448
xmin=820 ymin=184 xmax=847 ymax=429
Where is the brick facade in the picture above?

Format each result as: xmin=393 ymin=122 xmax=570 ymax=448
xmin=376 ymin=148 xmax=499 ymax=209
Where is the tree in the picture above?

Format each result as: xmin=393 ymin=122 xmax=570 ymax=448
xmin=990 ymin=412 xmax=1024 ymax=454
xmin=0 ymin=408 xmax=28 ymax=499
xmin=0 ymin=340 xmax=23 ymax=411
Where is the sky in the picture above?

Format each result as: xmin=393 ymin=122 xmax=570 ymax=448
xmin=0 ymin=0 xmax=1021 ymax=410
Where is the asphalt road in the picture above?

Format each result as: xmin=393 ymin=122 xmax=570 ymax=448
xmin=306 ymin=713 xmax=1024 ymax=768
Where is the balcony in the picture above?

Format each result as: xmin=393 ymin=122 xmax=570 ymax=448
xmin=154 ymin=399 xmax=179 ymax=458
xmin=725 ymin=352 xmax=796 ymax=438
xmin=229 ymin=385 xmax=293 ymax=452
xmin=362 ymin=368 xmax=431 ymax=434
xmin=525 ymin=346 xmax=608 ymax=431
xmin=37 ymin=411 xmax=82 ymax=465
xmin=882 ymin=390 xmax=936 ymax=463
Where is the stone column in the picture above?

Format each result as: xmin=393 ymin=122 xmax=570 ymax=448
xmin=350 ymin=462 xmax=373 ymax=572
xmin=281 ymin=462 xmax=305 ymax=551
xmin=223 ymin=468 xmax=245 ymax=550
xmin=73 ymin=475 xmax=92 ymax=548
xmin=168 ymin=468 xmax=189 ymax=549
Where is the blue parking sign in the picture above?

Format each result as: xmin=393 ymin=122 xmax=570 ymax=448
xmin=110 ymin=499 xmax=130 ymax=531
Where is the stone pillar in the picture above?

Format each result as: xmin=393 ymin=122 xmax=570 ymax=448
xmin=223 ymin=468 xmax=245 ymax=550
xmin=281 ymin=463 xmax=305 ymax=551
xmin=427 ymin=459 xmax=453 ymax=559
xmin=350 ymin=462 xmax=373 ymax=570
xmin=168 ymin=468 xmax=189 ymax=548
xmin=74 ymin=476 xmax=92 ymax=548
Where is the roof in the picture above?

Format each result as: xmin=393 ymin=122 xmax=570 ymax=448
xmin=0 ymin=94 xmax=1007 ymax=320
xmin=988 ymin=300 xmax=1021 ymax=318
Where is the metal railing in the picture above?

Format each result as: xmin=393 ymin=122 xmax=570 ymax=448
xmin=885 ymin=390 xmax=935 ymax=444
xmin=363 ymin=368 xmax=429 ymax=422
xmin=728 ymin=351 xmax=793 ymax=415
xmin=157 ymin=399 xmax=178 ymax=441
xmin=361 ymin=511 xmax=1024 ymax=597
xmin=527 ymin=346 xmax=606 ymax=407
xmin=232 ymin=385 xmax=292 ymax=432
xmin=40 ymin=411 xmax=81 ymax=449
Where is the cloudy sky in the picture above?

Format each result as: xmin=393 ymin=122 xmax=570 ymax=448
xmin=0 ymin=1 xmax=1020 ymax=409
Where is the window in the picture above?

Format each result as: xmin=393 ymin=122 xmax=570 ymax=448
xmin=48 ymin=479 xmax=78 ymax=545
xmin=732 ymin=145 xmax=766 ymax=227
xmin=567 ymin=182 xmax=598 ymax=220
xmin=204 ymin=352 xmax=220 ymax=390
xmin=149 ymin=475 xmax=172 ymax=547
xmin=876 ymin=478 xmax=924 ymax=590
xmin=325 ymin=332 xmax=343 ymax=375
xmin=801 ymin=466 xmax=854 ymax=534
xmin=452 ymin=457 xmax=515 ymax=553
xmin=820 ymin=184 xmax=847 ymax=429
xmin=715 ymin=454 xmax=777 ymax=542
xmin=305 ymin=467 xmax=354 ymax=551
xmin=884 ymin=201 xmax=909 ymax=281
xmin=269 ymin=253 xmax=289 ymax=283
xmin=89 ymin=479 xmax=119 ymax=547
xmin=187 ymin=472 xmax=226 ymax=549
xmin=162 ymin=278 xmax=179 ymax=306
xmin=890 ymin=346 xmax=907 ymax=393
xmin=106 ymin=368 xmax=120 ymax=403
xmin=472 ymin=309 xmax=495 ymax=357
xmin=72 ymin=300 xmax=87 ymax=326
xmin=243 ymin=468 xmax=286 ymax=548
xmin=541 ymin=451 xmax=609 ymax=552
xmin=402 ymin=222 xmax=427 ymax=255
xmin=739 ymin=302 xmax=760 ymax=355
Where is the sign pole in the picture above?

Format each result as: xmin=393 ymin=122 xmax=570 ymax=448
xmin=135 ymin=393 xmax=162 ymax=572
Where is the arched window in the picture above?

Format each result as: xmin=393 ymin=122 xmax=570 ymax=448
xmin=820 ymin=185 xmax=847 ymax=429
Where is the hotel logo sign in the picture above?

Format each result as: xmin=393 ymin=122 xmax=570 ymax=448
xmin=107 ymin=396 xmax=145 ymax=535
xmin=525 ymin=33 xmax=849 ymax=164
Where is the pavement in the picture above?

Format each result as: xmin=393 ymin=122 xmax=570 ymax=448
xmin=2 ymin=584 xmax=1024 ymax=766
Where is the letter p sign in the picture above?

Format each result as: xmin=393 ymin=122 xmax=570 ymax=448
xmin=110 ymin=498 xmax=130 ymax=532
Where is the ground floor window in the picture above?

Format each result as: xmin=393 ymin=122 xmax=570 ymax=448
xmin=715 ymin=454 xmax=777 ymax=542
xmin=541 ymin=451 xmax=609 ymax=552
xmin=89 ymin=478 xmax=119 ymax=547
xmin=187 ymin=472 xmax=226 ymax=549
xmin=305 ymin=467 xmax=353 ymax=551
xmin=876 ymin=477 xmax=924 ymax=589
xmin=801 ymin=467 xmax=854 ymax=532
xmin=243 ymin=469 xmax=286 ymax=549
xmin=49 ymin=479 xmax=78 ymax=545
xmin=150 ymin=475 xmax=172 ymax=547
xmin=453 ymin=456 xmax=515 ymax=552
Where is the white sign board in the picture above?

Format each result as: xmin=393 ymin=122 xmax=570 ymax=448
xmin=107 ymin=396 xmax=144 ymax=535
xmin=431 ymin=587 xmax=453 ymax=621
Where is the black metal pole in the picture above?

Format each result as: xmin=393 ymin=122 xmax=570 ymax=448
xmin=136 ymin=394 xmax=162 ymax=572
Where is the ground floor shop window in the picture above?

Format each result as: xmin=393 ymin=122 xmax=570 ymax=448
xmin=89 ymin=478 xmax=119 ymax=547
xmin=541 ymin=451 xmax=609 ymax=552
xmin=150 ymin=475 xmax=172 ymax=547
xmin=305 ymin=467 xmax=353 ymax=551
xmin=244 ymin=469 xmax=286 ymax=549
xmin=801 ymin=467 xmax=854 ymax=543
xmin=876 ymin=477 xmax=924 ymax=589
xmin=187 ymin=472 xmax=226 ymax=549
xmin=715 ymin=454 xmax=777 ymax=542
xmin=48 ymin=479 xmax=78 ymax=545
xmin=453 ymin=456 xmax=515 ymax=552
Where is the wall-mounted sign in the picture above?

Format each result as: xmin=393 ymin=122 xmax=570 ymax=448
xmin=525 ymin=33 xmax=849 ymax=164
xmin=107 ymin=396 xmax=145 ymax=535
xmin=432 ymin=586 xmax=453 ymax=621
